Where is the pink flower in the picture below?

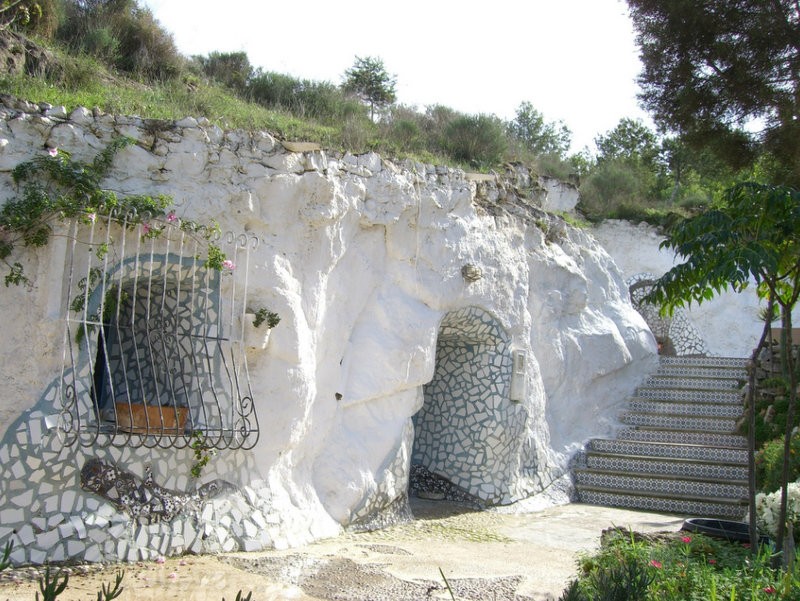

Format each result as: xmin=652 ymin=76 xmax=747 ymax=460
xmin=141 ymin=223 xmax=151 ymax=235
xmin=764 ymin=586 xmax=776 ymax=594
xmin=708 ymin=559 xmax=716 ymax=564
xmin=649 ymin=560 xmax=662 ymax=569
xmin=86 ymin=212 xmax=96 ymax=223
xmin=222 ymin=259 xmax=236 ymax=270
xmin=166 ymin=212 xmax=177 ymax=223
xmin=168 ymin=572 xmax=178 ymax=579
xmin=681 ymin=536 xmax=692 ymax=544
xmin=47 ymin=147 xmax=58 ymax=157
xmin=155 ymin=556 xmax=165 ymax=564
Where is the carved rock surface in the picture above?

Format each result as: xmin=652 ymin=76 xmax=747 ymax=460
xmin=0 ymin=100 xmax=656 ymax=563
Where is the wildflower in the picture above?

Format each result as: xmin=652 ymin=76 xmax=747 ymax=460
xmin=681 ymin=536 xmax=692 ymax=544
xmin=86 ymin=212 xmax=96 ymax=223
xmin=222 ymin=259 xmax=236 ymax=270
xmin=155 ymin=556 xmax=165 ymax=564
xmin=708 ymin=559 xmax=716 ymax=564
xmin=168 ymin=572 xmax=178 ymax=579
xmin=764 ymin=586 xmax=776 ymax=594
xmin=649 ymin=560 xmax=662 ymax=569
xmin=166 ymin=212 xmax=177 ymax=223
xmin=141 ymin=223 xmax=151 ymax=236
xmin=47 ymin=147 xmax=58 ymax=157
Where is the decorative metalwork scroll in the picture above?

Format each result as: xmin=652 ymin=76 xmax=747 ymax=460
xmin=59 ymin=211 xmax=259 ymax=450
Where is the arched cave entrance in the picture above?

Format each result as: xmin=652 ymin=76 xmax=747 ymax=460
xmin=411 ymin=306 xmax=523 ymax=506
xmin=628 ymin=272 xmax=708 ymax=356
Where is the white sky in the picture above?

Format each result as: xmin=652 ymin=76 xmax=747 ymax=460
xmin=140 ymin=0 xmax=651 ymax=153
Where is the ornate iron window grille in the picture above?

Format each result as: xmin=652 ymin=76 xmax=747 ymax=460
xmin=58 ymin=211 xmax=259 ymax=450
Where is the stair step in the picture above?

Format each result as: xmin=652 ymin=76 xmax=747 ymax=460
xmin=615 ymin=428 xmax=747 ymax=448
xmin=656 ymin=365 xmax=748 ymax=380
xmin=659 ymin=356 xmax=750 ymax=369
xmin=576 ymin=490 xmax=747 ymax=520
xmin=585 ymin=454 xmax=749 ymax=481
xmin=589 ymin=439 xmax=748 ymax=464
xmin=643 ymin=375 xmax=742 ymax=390
xmin=574 ymin=471 xmax=748 ymax=499
xmin=620 ymin=413 xmax=739 ymax=432
xmin=628 ymin=399 xmax=743 ymax=419
xmin=575 ymin=356 xmax=750 ymax=520
xmin=635 ymin=387 xmax=744 ymax=403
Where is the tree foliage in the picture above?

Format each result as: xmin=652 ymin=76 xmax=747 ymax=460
xmin=646 ymin=183 xmax=800 ymax=314
xmin=342 ymin=55 xmax=396 ymax=119
xmin=646 ymin=183 xmax=800 ymax=563
xmin=0 ymin=0 xmax=41 ymax=30
xmin=627 ymin=0 xmax=800 ymax=186
xmin=507 ymin=101 xmax=571 ymax=158
xmin=195 ymin=51 xmax=252 ymax=92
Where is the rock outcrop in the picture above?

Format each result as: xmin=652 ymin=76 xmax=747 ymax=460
xmin=0 ymin=97 xmax=656 ymax=564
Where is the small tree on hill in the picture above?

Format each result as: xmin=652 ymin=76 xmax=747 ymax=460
xmin=507 ymin=101 xmax=572 ymax=158
xmin=342 ymin=55 xmax=396 ymax=120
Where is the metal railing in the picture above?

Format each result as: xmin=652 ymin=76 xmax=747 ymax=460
xmin=58 ymin=211 xmax=259 ymax=450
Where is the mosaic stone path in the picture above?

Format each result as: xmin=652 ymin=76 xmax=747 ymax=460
xmin=574 ymin=356 xmax=749 ymax=519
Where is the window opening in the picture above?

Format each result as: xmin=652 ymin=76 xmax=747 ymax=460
xmin=58 ymin=211 xmax=259 ymax=450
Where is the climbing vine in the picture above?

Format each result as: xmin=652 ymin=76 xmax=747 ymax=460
xmin=0 ymin=137 xmax=226 ymax=287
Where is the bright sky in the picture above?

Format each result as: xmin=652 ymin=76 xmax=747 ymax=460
xmin=140 ymin=0 xmax=651 ymax=154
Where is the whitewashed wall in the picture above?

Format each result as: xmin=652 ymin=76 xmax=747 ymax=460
xmin=0 ymin=99 xmax=656 ymax=564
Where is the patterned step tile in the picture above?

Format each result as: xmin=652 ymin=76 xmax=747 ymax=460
xmin=589 ymin=439 xmax=748 ymax=464
xmin=644 ymin=375 xmax=742 ymax=390
xmin=576 ymin=489 xmax=747 ymax=520
xmin=627 ymin=399 xmax=743 ymax=419
xmin=659 ymin=356 xmax=750 ymax=369
xmin=585 ymin=455 xmax=749 ymax=481
xmin=574 ymin=471 xmax=748 ymax=499
xmin=620 ymin=412 xmax=739 ymax=432
xmin=635 ymin=387 xmax=744 ymax=403
xmin=656 ymin=365 xmax=748 ymax=380
xmin=615 ymin=428 xmax=747 ymax=448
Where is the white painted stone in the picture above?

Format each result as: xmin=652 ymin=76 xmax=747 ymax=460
xmin=0 ymin=103 xmax=661 ymax=561
xmin=591 ymin=220 xmax=800 ymax=356
xmin=35 ymin=529 xmax=60 ymax=549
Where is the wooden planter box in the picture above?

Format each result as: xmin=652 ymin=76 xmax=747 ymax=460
xmin=115 ymin=403 xmax=189 ymax=435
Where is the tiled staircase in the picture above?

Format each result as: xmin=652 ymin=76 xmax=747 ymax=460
xmin=574 ymin=356 xmax=750 ymax=519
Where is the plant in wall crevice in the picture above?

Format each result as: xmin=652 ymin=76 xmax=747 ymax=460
xmin=252 ymin=307 xmax=280 ymax=329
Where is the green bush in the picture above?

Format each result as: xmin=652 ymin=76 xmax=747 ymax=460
xmin=756 ymin=434 xmax=800 ymax=493
xmin=564 ymin=529 xmax=790 ymax=600
xmin=443 ymin=114 xmax=507 ymax=169
xmin=246 ymin=70 xmax=299 ymax=109
xmin=196 ymin=51 xmax=252 ymax=92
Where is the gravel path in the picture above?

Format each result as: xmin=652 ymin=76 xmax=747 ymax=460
xmin=0 ymin=501 xmax=685 ymax=601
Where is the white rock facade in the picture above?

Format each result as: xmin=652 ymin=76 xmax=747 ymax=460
xmin=0 ymin=99 xmax=656 ymax=565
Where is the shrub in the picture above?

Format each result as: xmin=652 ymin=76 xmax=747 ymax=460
xmin=197 ymin=51 xmax=252 ymax=93
xmin=578 ymin=159 xmax=654 ymax=221
xmin=56 ymin=0 xmax=183 ymax=82
xmin=443 ymin=113 xmax=507 ymax=169
xmin=566 ymin=528 xmax=787 ymax=600
xmin=246 ymin=70 xmax=301 ymax=110
xmin=756 ymin=433 xmax=800 ymax=493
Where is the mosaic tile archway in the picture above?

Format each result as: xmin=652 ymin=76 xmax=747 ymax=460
xmin=411 ymin=306 xmax=523 ymax=505
xmin=628 ymin=273 xmax=709 ymax=357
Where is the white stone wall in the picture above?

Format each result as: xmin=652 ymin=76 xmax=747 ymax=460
xmin=591 ymin=220 xmax=798 ymax=358
xmin=0 ymin=99 xmax=656 ymax=564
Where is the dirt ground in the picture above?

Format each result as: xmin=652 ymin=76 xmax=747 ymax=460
xmin=0 ymin=501 xmax=685 ymax=601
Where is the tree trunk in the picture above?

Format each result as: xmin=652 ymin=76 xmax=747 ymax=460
xmin=749 ymin=297 xmax=775 ymax=552
xmin=774 ymin=306 xmax=797 ymax=568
